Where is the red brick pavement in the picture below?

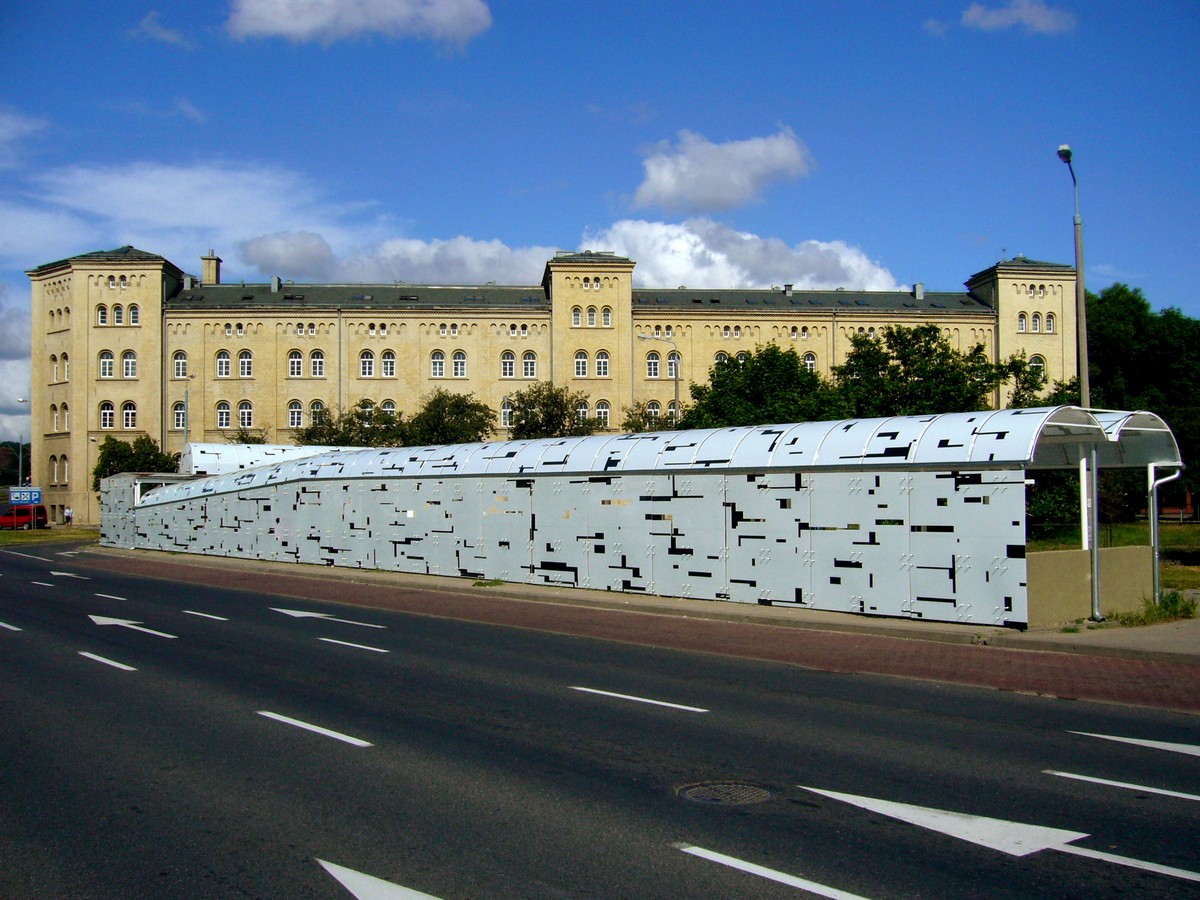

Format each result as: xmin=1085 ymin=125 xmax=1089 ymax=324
xmin=80 ymin=553 xmax=1200 ymax=715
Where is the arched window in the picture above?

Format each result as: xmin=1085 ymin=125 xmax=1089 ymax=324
xmin=310 ymin=400 xmax=326 ymax=424
xmin=174 ymin=351 xmax=188 ymax=378
xmin=381 ymin=350 xmax=396 ymax=378
xmin=575 ymin=399 xmax=590 ymax=422
xmin=1029 ymin=355 xmax=1046 ymax=382
xmin=602 ymin=307 xmax=612 ymax=327
xmin=100 ymin=401 xmax=114 ymax=429
xmin=107 ymin=276 xmax=116 ymax=289
xmin=574 ymin=350 xmax=589 ymax=378
xmin=790 ymin=326 xmax=798 ymax=339
xmin=522 ymin=351 xmax=537 ymax=378
xmin=238 ymin=401 xmax=253 ymax=428
xmin=288 ymin=400 xmax=303 ymax=428
xmin=587 ymin=307 xmax=597 ymax=327
xmin=61 ymin=456 xmax=68 ymax=485
xmin=646 ymin=351 xmax=660 ymax=379
xmin=667 ymin=400 xmax=680 ymax=423
xmin=380 ymin=400 xmax=396 ymax=416
xmin=667 ymin=351 xmax=680 ymax=380
xmin=310 ymin=349 xmax=325 ymax=377
xmin=51 ymin=355 xmax=59 ymax=382
xmin=1045 ymin=313 xmax=1055 ymax=333
xmin=804 ymin=352 xmax=817 ymax=373
xmin=122 ymin=350 xmax=137 ymax=378
xmin=439 ymin=322 xmax=448 ymax=336
xmin=173 ymin=402 xmax=186 ymax=430
xmin=99 ymin=350 xmax=114 ymax=379
xmin=733 ymin=326 xmax=742 ymax=338
xmin=736 ymin=352 xmax=749 ymax=363
xmin=51 ymin=404 xmax=59 ymax=431
xmin=572 ymin=307 xmax=582 ymax=327
xmin=236 ymin=323 xmax=244 ymax=336
xmin=508 ymin=323 xmax=518 ymax=337
xmin=238 ymin=350 xmax=253 ymax=377
xmin=61 ymin=404 xmax=68 ymax=430
xmin=501 ymin=398 xmax=514 ymax=429
xmin=296 ymin=323 xmax=305 ymax=336
xmin=216 ymin=350 xmax=231 ymax=378
xmin=50 ymin=455 xmax=58 ymax=485
xmin=595 ymin=400 xmax=610 ymax=428
xmin=722 ymin=325 xmax=731 ymax=338
xmin=596 ymin=350 xmax=610 ymax=378
xmin=654 ymin=325 xmax=662 ymax=337
xmin=360 ymin=350 xmax=375 ymax=378
xmin=801 ymin=326 xmax=809 ymax=340
xmin=128 ymin=305 xmax=139 ymax=325
xmin=431 ymin=350 xmax=445 ymax=378
xmin=1032 ymin=313 xmax=1041 ymax=333
xmin=96 ymin=305 xmax=108 ymax=325
xmin=62 ymin=354 xmax=69 ymax=380
xmin=288 ymin=350 xmax=302 ymax=377
xmin=500 ymin=350 xmax=515 ymax=378
xmin=452 ymin=350 xmax=466 ymax=377
xmin=216 ymin=401 xmax=231 ymax=429
xmin=113 ymin=305 xmax=124 ymax=325
xmin=647 ymin=401 xmax=661 ymax=419
xmin=308 ymin=322 xmax=316 ymax=335
xmin=1017 ymin=313 xmax=1028 ymax=332
xmin=715 ymin=351 xmax=728 ymax=363
xmin=521 ymin=323 xmax=528 ymax=336
xmin=122 ymin=401 xmax=137 ymax=429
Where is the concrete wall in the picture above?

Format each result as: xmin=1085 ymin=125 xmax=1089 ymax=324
xmin=1026 ymin=545 xmax=1153 ymax=626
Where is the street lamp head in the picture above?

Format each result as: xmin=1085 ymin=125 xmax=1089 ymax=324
xmin=1057 ymin=144 xmax=1073 ymax=164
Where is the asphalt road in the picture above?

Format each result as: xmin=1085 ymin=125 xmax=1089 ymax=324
xmin=1 ymin=543 xmax=1197 ymax=898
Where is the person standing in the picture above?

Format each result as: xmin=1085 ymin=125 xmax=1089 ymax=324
xmin=64 ymin=506 xmax=73 ymax=527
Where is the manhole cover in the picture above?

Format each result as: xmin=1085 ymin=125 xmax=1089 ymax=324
xmin=677 ymin=782 xmax=774 ymax=805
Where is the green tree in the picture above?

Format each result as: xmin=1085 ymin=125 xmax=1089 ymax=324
xmin=92 ymin=435 xmax=177 ymax=490
xmin=227 ymin=426 xmax=269 ymax=444
xmin=508 ymin=382 xmax=599 ymax=439
xmin=834 ymin=325 xmax=1018 ymax=418
xmin=679 ymin=344 xmax=845 ymax=429
xmin=292 ymin=400 xmax=409 ymax=447
xmin=406 ymin=389 xmax=495 ymax=445
xmin=620 ymin=399 xmax=681 ymax=433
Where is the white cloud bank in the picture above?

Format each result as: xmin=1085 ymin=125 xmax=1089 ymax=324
xmin=634 ymin=128 xmax=813 ymax=214
xmin=226 ymin=0 xmax=492 ymax=45
xmin=962 ymin=0 xmax=1076 ymax=35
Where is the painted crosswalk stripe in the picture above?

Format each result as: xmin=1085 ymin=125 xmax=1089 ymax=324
xmin=1045 ymin=770 xmax=1200 ymax=802
xmin=571 ymin=686 xmax=708 ymax=713
xmin=257 ymin=711 xmax=373 ymax=747
xmin=677 ymin=844 xmax=872 ymax=898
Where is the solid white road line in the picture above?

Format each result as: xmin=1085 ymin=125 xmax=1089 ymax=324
xmin=31 ymin=581 xmax=53 ymax=587
xmin=319 ymin=637 xmax=389 ymax=653
xmin=78 ymin=651 xmax=137 ymax=671
xmin=1045 ymin=770 xmax=1200 ymax=802
xmin=94 ymin=593 xmax=127 ymax=601
xmin=317 ymin=859 xmax=443 ymax=899
xmin=183 ymin=610 xmax=229 ymax=621
xmin=677 ymin=844 xmax=872 ymax=899
xmin=1059 ymin=844 xmax=1200 ymax=883
xmin=0 ymin=620 xmax=22 ymax=631
xmin=1070 ymin=731 xmax=1200 ymax=757
xmin=1 ymin=550 xmax=53 ymax=561
xmin=571 ymin=686 xmax=708 ymax=712
xmin=256 ymin=711 xmax=373 ymax=747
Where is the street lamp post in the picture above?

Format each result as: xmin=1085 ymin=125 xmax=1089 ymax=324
xmin=1058 ymin=144 xmax=1102 ymax=620
xmin=637 ymin=333 xmax=680 ymax=423
xmin=15 ymin=397 xmax=28 ymax=487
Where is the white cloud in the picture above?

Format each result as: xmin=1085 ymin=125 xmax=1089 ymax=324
xmin=583 ymin=219 xmax=900 ymax=291
xmin=226 ymin=0 xmax=492 ymax=45
xmin=239 ymin=232 xmax=337 ymax=279
xmin=0 ymin=107 xmax=47 ymax=169
xmin=633 ymin=128 xmax=813 ymax=214
xmin=130 ymin=11 xmax=189 ymax=47
xmin=338 ymin=236 xmax=556 ymax=284
xmin=962 ymin=1 xmax=1076 ymax=35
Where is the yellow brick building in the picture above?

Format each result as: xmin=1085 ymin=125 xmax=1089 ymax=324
xmin=28 ymin=246 xmax=1077 ymax=525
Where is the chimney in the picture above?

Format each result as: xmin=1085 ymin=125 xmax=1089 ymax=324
xmin=913 ymin=282 xmax=924 ymax=301
xmin=271 ymin=275 xmax=281 ymax=293
xmin=201 ymin=249 xmax=222 ymax=285
xmin=783 ymin=283 xmax=793 ymax=297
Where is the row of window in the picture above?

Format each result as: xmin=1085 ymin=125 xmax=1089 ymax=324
xmin=571 ymin=306 xmax=614 ymax=327
xmin=95 ymin=304 xmax=140 ymax=326
xmin=49 ymin=354 xmax=70 ymax=382
xmin=48 ymin=455 xmax=69 ymax=486
xmin=1017 ymin=312 xmax=1056 ymax=333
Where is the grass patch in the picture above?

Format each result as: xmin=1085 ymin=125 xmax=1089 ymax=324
xmin=1108 ymin=591 xmax=1198 ymax=627
xmin=472 ymin=578 xmax=505 ymax=587
xmin=0 ymin=527 xmax=99 ymax=546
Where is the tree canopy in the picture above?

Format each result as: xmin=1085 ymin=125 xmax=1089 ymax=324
xmin=292 ymin=391 xmax=494 ymax=448
xmin=507 ymin=382 xmax=599 ymax=440
xmin=92 ymin=435 xmax=177 ymax=490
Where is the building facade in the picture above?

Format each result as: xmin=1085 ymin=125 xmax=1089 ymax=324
xmin=28 ymin=246 xmax=1077 ymax=525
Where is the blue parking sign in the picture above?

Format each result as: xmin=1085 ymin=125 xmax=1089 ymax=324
xmin=9 ymin=488 xmax=42 ymax=505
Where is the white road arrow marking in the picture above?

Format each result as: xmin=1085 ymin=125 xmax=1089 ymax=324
xmin=1045 ymin=770 xmax=1200 ymax=802
xmin=270 ymin=608 xmax=385 ymax=628
xmin=802 ymin=786 xmax=1200 ymax=883
xmin=88 ymin=615 xmax=177 ymax=639
xmin=1070 ymin=731 xmax=1200 ymax=757
xmin=677 ymin=844 xmax=872 ymax=898
xmin=50 ymin=571 xmax=89 ymax=579
xmin=316 ymin=859 xmax=442 ymax=899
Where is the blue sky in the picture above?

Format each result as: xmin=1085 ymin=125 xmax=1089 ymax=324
xmin=0 ymin=0 xmax=1196 ymax=441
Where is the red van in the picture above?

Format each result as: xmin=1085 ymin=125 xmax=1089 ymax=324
xmin=0 ymin=504 xmax=48 ymax=530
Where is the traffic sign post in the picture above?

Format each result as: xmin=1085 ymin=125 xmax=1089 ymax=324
xmin=9 ymin=487 xmax=42 ymax=505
